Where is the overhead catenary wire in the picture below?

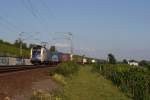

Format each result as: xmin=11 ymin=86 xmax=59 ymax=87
xmin=0 ymin=21 xmax=15 ymax=32
xmin=27 ymin=0 xmax=50 ymax=30
xmin=38 ymin=0 xmax=54 ymax=30
xmin=22 ymin=0 xmax=49 ymax=30
xmin=0 ymin=16 xmax=20 ymax=33
xmin=0 ymin=16 xmax=18 ymax=30
xmin=38 ymin=0 xmax=54 ymax=16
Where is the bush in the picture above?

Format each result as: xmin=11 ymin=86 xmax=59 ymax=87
xmin=31 ymin=90 xmax=53 ymax=100
xmin=52 ymin=73 xmax=67 ymax=85
xmin=30 ymin=90 xmax=62 ymax=100
xmin=54 ymin=61 xmax=79 ymax=77
xmin=92 ymin=64 xmax=150 ymax=100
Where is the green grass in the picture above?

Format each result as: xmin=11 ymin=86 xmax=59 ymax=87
xmin=63 ymin=66 xmax=131 ymax=100
xmin=52 ymin=73 xmax=67 ymax=85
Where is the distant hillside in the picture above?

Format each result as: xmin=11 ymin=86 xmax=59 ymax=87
xmin=0 ymin=40 xmax=30 ymax=58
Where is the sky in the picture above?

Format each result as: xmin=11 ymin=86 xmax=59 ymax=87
xmin=0 ymin=0 xmax=150 ymax=60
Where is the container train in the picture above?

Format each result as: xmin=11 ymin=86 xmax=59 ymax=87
xmin=30 ymin=45 xmax=98 ymax=65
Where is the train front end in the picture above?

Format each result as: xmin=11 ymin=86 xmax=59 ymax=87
xmin=30 ymin=46 xmax=42 ymax=64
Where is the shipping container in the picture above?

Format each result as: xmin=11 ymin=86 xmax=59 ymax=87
xmin=73 ymin=55 xmax=83 ymax=64
xmin=0 ymin=57 xmax=32 ymax=65
xmin=61 ymin=54 xmax=70 ymax=62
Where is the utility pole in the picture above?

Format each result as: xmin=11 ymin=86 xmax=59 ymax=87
xmin=54 ymin=32 xmax=74 ymax=61
xmin=19 ymin=32 xmax=23 ymax=59
xmin=19 ymin=32 xmax=23 ymax=64
xmin=68 ymin=32 xmax=73 ymax=61
xmin=18 ymin=32 xmax=40 ymax=64
xmin=41 ymin=42 xmax=48 ymax=47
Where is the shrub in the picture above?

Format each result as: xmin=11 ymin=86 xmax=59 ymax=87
xmin=54 ymin=61 xmax=79 ymax=77
xmin=30 ymin=90 xmax=62 ymax=100
xmin=52 ymin=73 xmax=67 ymax=85
xmin=30 ymin=90 xmax=53 ymax=100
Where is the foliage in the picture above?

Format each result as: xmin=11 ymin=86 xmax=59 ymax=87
xmin=122 ymin=59 xmax=128 ymax=64
xmin=138 ymin=60 xmax=150 ymax=70
xmin=63 ymin=66 xmax=130 ymax=100
xmin=107 ymin=53 xmax=116 ymax=64
xmin=0 ymin=42 xmax=30 ymax=57
xmin=30 ymin=90 xmax=62 ymax=100
xmin=139 ymin=60 xmax=148 ymax=66
xmin=52 ymin=73 xmax=67 ymax=85
xmin=50 ymin=46 xmax=56 ymax=52
xmin=29 ymin=44 xmax=35 ymax=48
xmin=0 ymin=39 xmax=30 ymax=57
xmin=14 ymin=39 xmax=28 ymax=49
xmin=92 ymin=64 xmax=150 ymax=100
xmin=0 ymin=39 xmax=12 ymax=45
xmin=54 ymin=61 xmax=79 ymax=77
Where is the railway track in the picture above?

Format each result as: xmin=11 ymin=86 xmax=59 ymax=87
xmin=0 ymin=65 xmax=56 ymax=73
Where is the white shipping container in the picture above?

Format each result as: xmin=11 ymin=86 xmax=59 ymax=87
xmin=8 ymin=57 xmax=17 ymax=65
xmin=24 ymin=59 xmax=32 ymax=65
xmin=0 ymin=57 xmax=32 ymax=65
xmin=0 ymin=57 xmax=9 ymax=65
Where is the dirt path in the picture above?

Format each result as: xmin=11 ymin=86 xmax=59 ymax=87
xmin=0 ymin=67 xmax=58 ymax=100
xmin=63 ymin=66 xmax=131 ymax=100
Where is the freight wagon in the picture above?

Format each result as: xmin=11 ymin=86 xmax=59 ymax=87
xmin=61 ymin=53 xmax=70 ymax=62
xmin=50 ymin=52 xmax=61 ymax=64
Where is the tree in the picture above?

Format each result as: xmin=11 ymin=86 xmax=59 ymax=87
xmin=50 ymin=46 xmax=56 ymax=52
xmin=14 ymin=39 xmax=27 ymax=49
xmin=0 ymin=39 xmax=3 ymax=43
xmin=122 ymin=59 xmax=128 ymax=64
xmin=22 ymin=42 xmax=27 ymax=49
xmin=29 ymin=44 xmax=35 ymax=48
xmin=107 ymin=53 xmax=116 ymax=64
xmin=139 ymin=60 xmax=148 ymax=67
xmin=14 ymin=39 xmax=20 ymax=47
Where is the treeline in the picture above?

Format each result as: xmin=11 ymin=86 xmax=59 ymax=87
xmin=107 ymin=53 xmax=150 ymax=70
xmin=0 ymin=39 xmax=14 ymax=46
xmin=0 ymin=39 xmax=30 ymax=57
xmin=0 ymin=39 xmax=37 ymax=49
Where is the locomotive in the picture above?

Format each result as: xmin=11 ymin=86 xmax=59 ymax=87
xmin=30 ymin=45 xmax=51 ymax=64
xmin=30 ymin=45 xmax=98 ymax=65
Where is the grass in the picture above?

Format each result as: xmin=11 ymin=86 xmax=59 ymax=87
xmin=52 ymin=73 xmax=67 ymax=85
xmin=30 ymin=90 xmax=62 ymax=100
xmin=63 ymin=66 xmax=131 ymax=100
xmin=0 ymin=43 xmax=30 ymax=57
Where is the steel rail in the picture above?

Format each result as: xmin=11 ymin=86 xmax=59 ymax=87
xmin=0 ymin=65 xmax=56 ymax=73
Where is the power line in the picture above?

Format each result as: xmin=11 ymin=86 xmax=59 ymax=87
xmin=22 ymin=0 xmax=48 ymax=30
xmin=27 ymin=0 xmax=49 ymax=30
xmin=0 ymin=16 xmax=20 ymax=32
xmin=0 ymin=20 xmax=16 ymax=32
xmin=22 ymin=0 xmax=42 ymax=24
xmin=38 ymin=0 xmax=54 ymax=29
xmin=39 ymin=0 xmax=54 ymax=16
xmin=26 ymin=0 xmax=40 ymax=19
xmin=0 ymin=16 xmax=18 ymax=29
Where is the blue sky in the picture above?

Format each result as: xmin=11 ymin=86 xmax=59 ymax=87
xmin=0 ymin=0 xmax=150 ymax=60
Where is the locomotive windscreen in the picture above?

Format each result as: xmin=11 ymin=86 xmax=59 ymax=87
xmin=32 ymin=48 xmax=41 ymax=58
